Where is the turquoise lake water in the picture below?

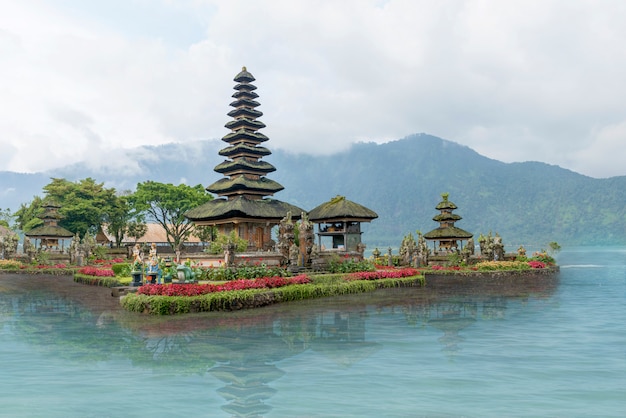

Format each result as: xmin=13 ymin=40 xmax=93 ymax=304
xmin=1 ymin=247 xmax=624 ymax=417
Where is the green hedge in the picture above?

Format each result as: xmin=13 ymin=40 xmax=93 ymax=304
xmin=73 ymin=274 xmax=122 ymax=287
xmin=120 ymin=276 xmax=425 ymax=315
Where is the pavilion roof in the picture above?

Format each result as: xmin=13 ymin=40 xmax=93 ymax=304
xmin=206 ymin=176 xmax=284 ymax=196
xmin=25 ymin=225 xmax=74 ymax=239
xmin=185 ymin=196 xmax=305 ymax=223
xmin=423 ymin=226 xmax=473 ymax=240
xmin=308 ymin=195 xmax=378 ymax=222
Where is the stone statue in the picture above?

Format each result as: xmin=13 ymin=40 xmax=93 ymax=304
xmin=23 ymin=238 xmax=35 ymax=263
xmin=298 ymin=212 xmax=314 ymax=266
xmin=278 ymin=211 xmax=295 ymax=265
xmin=289 ymin=242 xmax=299 ymax=265
xmin=517 ymin=245 xmax=526 ymax=258
xmin=1 ymin=233 xmax=18 ymax=259
xmin=466 ymin=237 xmax=475 ymax=256
xmin=356 ymin=242 xmax=366 ymax=256
xmin=399 ymin=233 xmax=417 ymax=266
xmin=493 ymin=233 xmax=504 ymax=261
xmin=416 ymin=232 xmax=429 ymax=267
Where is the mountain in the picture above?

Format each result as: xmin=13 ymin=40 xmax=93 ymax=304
xmin=2 ymin=134 xmax=625 ymax=249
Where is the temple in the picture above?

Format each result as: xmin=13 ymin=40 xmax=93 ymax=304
xmin=308 ymin=195 xmax=378 ymax=252
xmin=24 ymin=200 xmax=74 ymax=251
xmin=423 ymin=193 xmax=473 ymax=253
xmin=185 ymin=67 xmax=304 ymax=250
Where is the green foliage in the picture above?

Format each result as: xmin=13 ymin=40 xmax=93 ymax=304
xmin=327 ymin=255 xmax=376 ymax=273
xmin=548 ymin=241 xmax=562 ymax=256
xmin=121 ymin=276 xmax=425 ymax=315
xmin=103 ymin=194 xmax=134 ymax=248
xmin=473 ymin=261 xmax=531 ymax=271
xmin=34 ymin=251 xmax=50 ymax=266
xmin=112 ymin=262 xmax=131 ymax=277
xmin=90 ymin=245 xmax=109 ymax=261
xmin=14 ymin=196 xmax=45 ymax=232
xmin=130 ymin=181 xmax=213 ymax=251
xmin=73 ymin=274 xmax=122 ymax=287
xmin=0 ymin=208 xmax=14 ymax=228
xmin=126 ymin=221 xmax=147 ymax=243
xmin=194 ymin=225 xmax=217 ymax=245
xmin=447 ymin=252 xmax=462 ymax=266
xmin=0 ymin=259 xmax=23 ymax=269
xmin=530 ymin=251 xmax=556 ymax=264
xmin=44 ymin=178 xmax=120 ymax=236
xmin=207 ymin=231 xmax=248 ymax=254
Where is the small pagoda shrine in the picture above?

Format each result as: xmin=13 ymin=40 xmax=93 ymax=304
xmin=423 ymin=193 xmax=473 ymax=253
xmin=185 ymin=67 xmax=304 ymax=251
xmin=308 ymin=196 xmax=378 ymax=252
xmin=25 ymin=200 xmax=74 ymax=252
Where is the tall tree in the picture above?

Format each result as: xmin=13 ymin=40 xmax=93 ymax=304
xmin=14 ymin=196 xmax=45 ymax=232
xmin=0 ymin=208 xmax=15 ymax=229
xmin=43 ymin=178 xmax=120 ymax=236
xmin=103 ymin=194 xmax=135 ymax=248
xmin=130 ymin=181 xmax=213 ymax=251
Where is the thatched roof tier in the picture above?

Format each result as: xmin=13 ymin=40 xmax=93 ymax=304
xmin=435 ymin=193 xmax=457 ymax=210
xmin=219 ymin=144 xmax=271 ymax=158
xmin=424 ymin=226 xmax=473 ymax=240
xmin=206 ymin=177 xmax=284 ymax=196
xmin=233 ymin=83 xmax=257 ymax=92
xmin=222 ymin=130 xmax=269 ymax=144
xmin=232 ymin=90 xmax=259 ymax=99
xmin=229 ymin=98 xmax=261 ymax=109
xmin=25 ymin=225 xmax=74 ymax=239
xmin=213 ymin=159 xmax=277 ymax=175
xmin=234 ymin=67 xmax=255 ymax=83
xmin=433 ymin=213 xmax=462 ymax=222
xmin=308 ymin=195 xmax=378 ymax=223
xmin=225 ymin=118 xmax=266 ymax=131
xmin=185 ymin=196 xmax=304 ymax=223
xmin=227 ymin=107 xmax=263 ymax=119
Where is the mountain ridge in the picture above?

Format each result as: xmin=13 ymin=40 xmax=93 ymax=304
xmin=2 ymin=133 xmax=624 ymax=248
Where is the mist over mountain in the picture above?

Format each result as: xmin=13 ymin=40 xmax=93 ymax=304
xmin=2 ymin=134 xmax=625 ymax=249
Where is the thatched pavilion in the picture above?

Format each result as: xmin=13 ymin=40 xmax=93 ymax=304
xmin=185 ymin=67 xmax=304 ymax=251
xmin=25 ymin=201 xmax=74 ymax=252
xmin=423 ymin=193 xmax=473 ymax=253
xmin=308 ymin=196 xmax=378 ymax=252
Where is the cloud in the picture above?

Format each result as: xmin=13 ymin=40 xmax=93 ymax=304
xmin=1 ymin=0 xmax=625 ymax=177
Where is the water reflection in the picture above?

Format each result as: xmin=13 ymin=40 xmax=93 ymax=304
xmin=0 ymin=273 xmax=558 ymax=416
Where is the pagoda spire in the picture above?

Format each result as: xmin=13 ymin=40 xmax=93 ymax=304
xmin=206 ymin=67 xmax=284 ymax=200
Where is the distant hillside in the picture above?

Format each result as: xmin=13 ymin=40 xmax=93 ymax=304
xmin=2 ymin=134 xmax=625 ymax=249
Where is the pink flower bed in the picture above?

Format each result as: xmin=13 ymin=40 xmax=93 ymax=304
xmin=137 ymin=274 xmax=311 ymax=296
xmin=528 ymin=260 xmax=547 ymax=269
xmin=345 ymin=268 xmax=419 ymax=281
xmin=78 ymin=266 xmax=115 ymax=277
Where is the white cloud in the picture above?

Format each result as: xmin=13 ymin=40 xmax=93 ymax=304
xmin=1 ymin=0 xmax=625 ymax=177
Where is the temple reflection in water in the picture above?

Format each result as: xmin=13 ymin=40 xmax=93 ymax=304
xmin=1 ymin=273 xmax=557 ymax=417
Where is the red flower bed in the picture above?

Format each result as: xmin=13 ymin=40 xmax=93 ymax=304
xmin=345 ymin=268 xmax=419 ymax=281
xmin=78 ymin=266 xmax=115 ymax=277
xmin=137 ymin=274 xmax=311 ymax=296
xmin=430 ymin=265 xmax=462 ymax=271
xmin=528 ymin=260 xmax=547 ymax=269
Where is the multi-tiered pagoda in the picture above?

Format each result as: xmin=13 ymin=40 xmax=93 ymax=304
xmin=25 ymin=200 xmax=74 ymax=251
xmin=185 ymin=67 xmax=304 ymax=250
xmin=423 ymin=193 xmax=473 ymax=253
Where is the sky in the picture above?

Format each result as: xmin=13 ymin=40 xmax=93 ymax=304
xmin=1 ymin=0 xmax=625 ymax=178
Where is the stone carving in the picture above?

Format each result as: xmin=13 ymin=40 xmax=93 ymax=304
xmin=1 ymin=233 xmax=18 ymax=259
xmin=466 ymin=237 xmax=475 ymax=256
xmin=493 ymin=233 xmax=505 ymax=261
xmin=277 ymin=211 xmax=295 ymax=265
xmin=298 ymin=212 xmax=314 ymax=266
xmin=399 ymin=233 xmax=417 ymax=266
